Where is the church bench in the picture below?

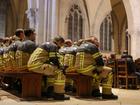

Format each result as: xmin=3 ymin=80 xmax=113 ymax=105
xmin=0 ymin=71 xmax=93 ymax=98
xmin=0 ymin=71 xmax=42 ymax=98
xmin=66 ymin=72 xmax=93 ymax=97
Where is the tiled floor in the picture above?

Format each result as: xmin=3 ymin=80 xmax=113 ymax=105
xmin=0 ymin=88 xmax=140 ymax=105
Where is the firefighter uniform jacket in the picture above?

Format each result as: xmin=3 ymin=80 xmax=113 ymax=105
xmin=16 ymin=40 xmax=36 ymax=70
xmin=28 ymin=42 xmax=60 ymax=72
xmin=75 ymin=42 xmax=104 ymax=75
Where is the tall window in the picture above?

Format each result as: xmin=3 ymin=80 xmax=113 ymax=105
xmin=67 ymin=4 xmax=83 ymax=41
xmin=0 ymin=0 xmax=7 ymax=37
xmin=100 ymin=14 xmax=113 ymax=51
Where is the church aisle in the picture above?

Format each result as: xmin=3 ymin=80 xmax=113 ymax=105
xmin=0 ymin=88 xmax=140 ymax=105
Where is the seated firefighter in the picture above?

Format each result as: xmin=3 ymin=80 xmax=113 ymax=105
xmin=16 ymin=28 xmax=37 ymax=71
xmin=121 ymin=50 xmax=136 ymax=74
xmin=74 ymin=36 xmax=118 ymax=99
xmin=61 ymin=39 xmax=77 ymax=92
xmin=27 ymin=36 xmax=70 ymax=100
xmin=7 ymin=29 xmax=25 ymax=70
xmin=58 ymin=39 xmax=73 ymax=66
xmin=0 ymin=30 xmax=24 ymax=89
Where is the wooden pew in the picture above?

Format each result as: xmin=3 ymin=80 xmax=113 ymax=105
xmin=0 ymin=71 xmax=93 ymax=98
xmin=66 ymin=72 xmax=93 ymax=97
xmin=0 ymin=71 xmax=42 ymax=98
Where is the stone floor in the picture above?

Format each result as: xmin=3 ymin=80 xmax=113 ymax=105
xmin=0 ymin=88 xmax=140 ymax=105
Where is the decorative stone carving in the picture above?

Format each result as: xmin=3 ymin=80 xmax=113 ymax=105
xmin=26 ymin=8 xmax=38 ymax=28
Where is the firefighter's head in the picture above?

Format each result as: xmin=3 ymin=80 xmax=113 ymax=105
xmin=3 ymin=37 xmax=11 ymax=46
xmin=123 ymin=50 xmax=128 ymax=55
xmin=24 ymin=28 xmax=36 ymax=42
xmin=53 ymin=35 xmax=65 ymax=48
xmin=64 ymin=39 xmax=72 ymax=47
xmin=87 ymin=36 xmax=99 ymax=48
xmin=76 ymin=39 xmax=84 ymax=46
xmin=0 ymin=37 xmax=3 ymax=43
xmin=15 ymin=28 xmax=25 ymax=41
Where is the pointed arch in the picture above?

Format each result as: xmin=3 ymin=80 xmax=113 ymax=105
xmin=9 ymin=0 xmax=17 ymax=29
xmin=0 ymin=0 xmax=7 ymax=37
xmin=91 ymin=0 xmax=112 ymax=39
xmin=0 ymin=0 xmax=17 ymax=37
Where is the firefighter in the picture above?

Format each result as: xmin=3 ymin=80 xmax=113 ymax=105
xmin=74 ymin=36 xmax=118 ymax=99
xmin=49 ymin=40 xmax=73 ymax=95
xmin=121 ymin=50 xmax=136 ymax=74
xmin=2 ymin=29 xmax=24 ymax=91
xmin=8 ymin=29 xmax=25 ymax=71
xmin=0 ymin=46 xmax=10 ymax=89
xmin=1 ymin=37 xmax=13 ymax=89
xmin=28 ymin=36 xmax=70 ymax=100
xmin=0 ymin=37 xmax=4 ymax=71
xmin=15 ymin=28 xmax=36 ymax=71
xmin=61 ymin=39 xmax=77 ymax=92
xmin=9 ymin=29 xmax=36 ymax=92
xmin=58 ymin=39 xmax=72 ymax=66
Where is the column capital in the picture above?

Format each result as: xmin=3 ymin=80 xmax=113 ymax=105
xmin=26 ymin=8 xmax=38 ymax=29
xmin=26 ymin=8 xmax=38 ymax=18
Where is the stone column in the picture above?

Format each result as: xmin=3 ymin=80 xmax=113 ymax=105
xmin=27 ymin=0 xmax=59 ymax=44
xmin=42 ymin=0 xmax=59 ymax=41
xmin=44 ymin=0 xmax=59 ymax=41
xmin=51 ymin=0 xmax=59 ymax=39
xmin=123 ymin=0 xmax=140 ymax=59
xmin=45 ymin=0 xmax=51 ymax=41
xmin=26 ymin=8 xmax=38 ymax=29
xmin=36 ymin=0 xmax=45 ymax=44
xmin=26 ymin=0 xmax=38 ymax=29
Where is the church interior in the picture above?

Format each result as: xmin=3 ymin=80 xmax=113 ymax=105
xmin=0 ymin=0 xmax=140 ymax=104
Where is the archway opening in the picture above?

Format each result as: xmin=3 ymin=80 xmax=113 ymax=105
xmin=0 ymin=0 xmax=7 ymax=37
xmin=0 ymin=0 xmax=16 ymax=37
xmin=109 ymin=0 xmax=128 ymax=54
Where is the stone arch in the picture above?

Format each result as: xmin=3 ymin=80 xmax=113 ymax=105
xmin=123 ymin=0 xmax=140 ymax=59
xmin=7 ymin=0 xmax=17 ymax=35
xmin=92 ymin=0 xmax=137 ymax=55
xmin=91 ymin=0 xmax=112 ymax=39
xmin=122 ymin=0 xmax=140 ymax=58
xmin=108 ymin=0 xmax=140 ymax=58
xmin=0 ymin=0 xmax=17 ymax=36
xmin=9 ymin=0 xmax=17 ymax=29
xmin=122 ymin=1 xmax=134 ymax=35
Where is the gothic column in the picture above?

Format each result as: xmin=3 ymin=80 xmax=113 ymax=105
xmin=35 ymin=0 xmax=45 ymax=44
xmin=44 ymin=0 xmax=59 ymax=41
xmin=123 ymin=0 xmax=140 ymax=59
xmin=51 ymin=0 xmax=59 ymax=39
xmin=26 ymin=0 xmax=38 ymax=29
xmin=27 ymin=0 xmax=59 ymax=44
xmin=44 ymin=0 xmax=51 ymax=41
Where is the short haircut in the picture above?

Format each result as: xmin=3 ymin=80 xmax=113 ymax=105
xmin=53 ymin=35 xmax=64 ymax=43
xmin=65 ymin=39 xmax=72 ymax=44
xmin=0 ymin=37 xmax=3 ymax=42
xmin=24 ymin=28 xmax=35 ymax=37
xmin=15 ymin=29 xmax=24 ymax=37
